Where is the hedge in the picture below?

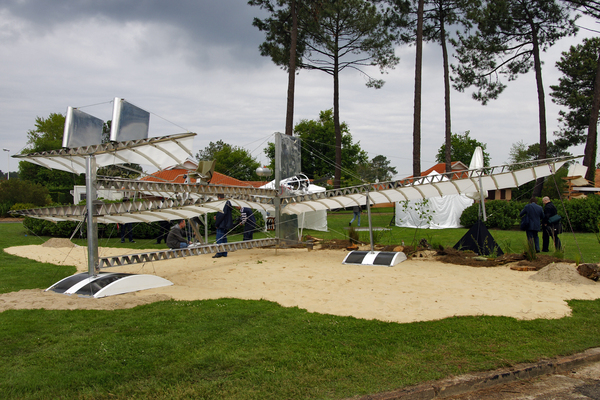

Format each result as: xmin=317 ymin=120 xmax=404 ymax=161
xmin=460 ymin=196 xmax=600 ymax=233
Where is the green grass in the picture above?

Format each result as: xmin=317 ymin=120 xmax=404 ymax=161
xmin=1 ymin=217 xmax=600 ymax=399
xmin=319 ymin=208 xmax=600 ymax=263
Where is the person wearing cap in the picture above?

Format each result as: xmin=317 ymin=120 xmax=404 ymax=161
xmin=542 ymin=196 xmax=562 ymax=252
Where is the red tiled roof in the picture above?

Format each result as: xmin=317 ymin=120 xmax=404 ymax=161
xmin=141 ymin=169 xmax=265 ymax=187
xmin=402 ymin=161 xmax=469 ymax=182
xmin=596 ymin=169 xmax=600 ymax=188
xmin=142 ymin=169 xmax=194 ymax=183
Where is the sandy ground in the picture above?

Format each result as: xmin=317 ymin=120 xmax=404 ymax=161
xmin=3 ymin=240 xmax=600 ymax=323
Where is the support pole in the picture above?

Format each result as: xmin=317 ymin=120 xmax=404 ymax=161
xmin=366 ymin=188 xmax=374 ymax=253
xmin=85 ymin=155 xmax=99 ymax=276
xmin=274 ymin=132 xmax=282 ymax=242
xmin=478 ymin=174 xmax=487 ymax=222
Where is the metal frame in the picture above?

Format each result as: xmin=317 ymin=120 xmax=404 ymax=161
xmin=98 ymin=238 xmax=280 ymax=268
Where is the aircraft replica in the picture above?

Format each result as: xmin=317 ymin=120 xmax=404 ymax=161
xmin=13 ymin=98 xmax=580 ymax=297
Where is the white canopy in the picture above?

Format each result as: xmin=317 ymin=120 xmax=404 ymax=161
xmin=14 ymin=157 xmax=577 ymax=225
xmin=13 ymin=133 xmax=195 ymax=174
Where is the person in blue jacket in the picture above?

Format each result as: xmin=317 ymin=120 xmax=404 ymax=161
xmin=213 ymin=199 xmax=233 ymax=258
xmin=520 ymin=197 xmax=544 ymax=253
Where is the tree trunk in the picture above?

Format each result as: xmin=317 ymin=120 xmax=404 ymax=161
xmin=333 ymin=32 xmax=342 ymax=189
xmin=440 ymin=12 xmax=452 ymax=173
xmin=412 ymin=0 xmax=424 ymax=178
xmin=285 ymin=0 xmax=298 ymax=137
xmin=531 ymin=24 xmax=547 ymax=197
xmin=583 ymin=50 xmax=600 ymax=183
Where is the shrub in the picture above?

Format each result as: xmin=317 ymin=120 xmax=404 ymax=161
xmin=560 ymin=195 xmax=600 ymax=232
xmin=460 ymin=200 xmax=525 ymax=229
xmin=0 ymin=179 xmax=52 ymax=207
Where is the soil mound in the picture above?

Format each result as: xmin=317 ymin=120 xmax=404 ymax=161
xmin=530 ymin=263 xmax=598 ymax=285
xmin=41 ymin=238 xmax=76 ymax=248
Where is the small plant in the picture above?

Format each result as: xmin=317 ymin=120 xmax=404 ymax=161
xmin=574 ymin=252 xmax=582 ymax=266
xmin=499 ymin=238 xmax=515 ymax=254
xmin=400 ymin=199 xmax=434 ymax=247
xmin=348 ymin=227 xmax=360 ymax=244
xmin=552 ymin=247 xmax=565 ymax=259
xmin=523 ymin=239 xmax=537 ymax=261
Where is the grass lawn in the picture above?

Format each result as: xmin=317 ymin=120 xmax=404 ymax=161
xmin=1 ymin=217 xmax=600 ymax=399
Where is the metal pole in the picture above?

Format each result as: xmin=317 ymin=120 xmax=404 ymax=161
xmin=366 ymin=188 xmax=374 ymax=253
xmin=478 ymin=174 xmax=487 ymax=222
xmin=274 ymin=132 xmax=282 ymax=242
xmin=85 ymin=156 xmax=99 ymax=276
xmin=2 ymin=149 xmax=9 ymax=180
xmin=204 ymin=213 xmax=208 ymax=244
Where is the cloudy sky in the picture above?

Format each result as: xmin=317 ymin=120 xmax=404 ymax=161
xmin=0 ymin=0 xmax=597 ymax=179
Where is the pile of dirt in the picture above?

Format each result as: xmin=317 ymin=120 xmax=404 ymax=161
xmin=41 ymin=238 xmax=77 ymax=248
xmin=530 ymin=263 xmax=597 ymax=285
xmin=319 ymin=239 xmax=354 ymax=250
xmin=317 ymin=240 xmax=573 ymax=271
xmin=436 ymin=247 xmax=570 ymax=269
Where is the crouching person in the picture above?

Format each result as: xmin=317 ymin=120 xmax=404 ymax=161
xmin=167 ymin=220 xmax=191 ymax=249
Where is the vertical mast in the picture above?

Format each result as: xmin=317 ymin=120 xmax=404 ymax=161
xmin=85 ymin=155 xmax=99 ymax=276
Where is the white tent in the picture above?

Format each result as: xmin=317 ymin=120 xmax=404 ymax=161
xmin=259 ymin=179 xmax=328 ymax=232
xmin=395 ymin=171 xmax=474 ymax=229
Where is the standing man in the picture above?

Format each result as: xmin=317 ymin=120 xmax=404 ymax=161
xmin=120 ymin=223 xmax=134 ymax=243
xmin=520 ymin=197 xmax=544 ymax=253
xmin=239 ymin=207 xmax=257 ymax=241
xmin=542 ymin=196 xmax=562 ymax=252
xmin=156 ymin=220 xmax=170 ymax=244
xmin=167 ymin=220 xmax=191 ymax=249
xmin=349 ymin=205 xmax=361 ymax=226
xmin=214 ymin=199 xmax=233 ymax=258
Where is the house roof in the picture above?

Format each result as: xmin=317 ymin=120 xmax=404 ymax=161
xmin=141 ymin=168 xmax=265 ymax=187
xmin=401 ymin=161 xmax=470 ymax=182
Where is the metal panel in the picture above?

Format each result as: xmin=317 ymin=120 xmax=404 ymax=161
xmin=62 ymin=107 xmax=104 ymax=148
xmin=280 ymin=134 xmax=301 ymax=180
xmin=109 ymin=98 xmax=150 ymax=142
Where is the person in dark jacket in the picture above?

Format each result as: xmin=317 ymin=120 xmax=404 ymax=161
xmin=120 ymin=223 xmax=134 ymax=243
xmin=213 ymin=200 xmax=233 ymax=258
xmin=156 ymin=220 xmax=170 ymax=244
xmin=167 ymin=220 xmax=190 ymax=249
xmin=238 ymin=207 xmax=257 ymax=241
xmin=542 ymin=196 xmax=562 ymax=252
xmin=520 ymin=197 xmax=544 ymax=253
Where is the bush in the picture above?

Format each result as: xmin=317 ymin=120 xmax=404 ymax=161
xmin=560 ymin=195 xmax=600 ymax=232
xmin=460 ymin=200 xmax=525 ymax=229
xmin=459 ymin=196 xmax=600 ymax=233
xmin=0 ymin=202 xmax=11 ymax=218
xmin=23 ymin=217 xmax=80 ymax=238
xmin=0 ymin=179 xmax=52 ymax=207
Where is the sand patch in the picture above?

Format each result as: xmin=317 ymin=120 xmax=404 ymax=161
xmin=3 ymin=243 xmax=600 ymax=323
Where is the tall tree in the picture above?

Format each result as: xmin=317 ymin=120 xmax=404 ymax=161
xmin=264 ymin=109 xmax=368 ymax=186
xmin=413 ymin=0 xmax=425 ymax=177
xmin=195 ymin=140 xmax=260 ymax=181
xmin=420 ymin=0 xmax=476 ymax=172
xmin=560 ymin=0 xmax=600 ymax=182
xmin=19 ymin=113 xmax=85 ymax=190
xmin=252 ymin=0 xmax=399 ymax=188
xmin=356 ymin=154 xmax=398 ymax=182
xmin=508 ymin=139 xmax=571 ymax=199
xmin=249 ymin=0 xmax=301 ymax=136
xmin=452 ymin=0 xmax=577 ymax=196
xmin=550 ymin=37 xmax=600 ymax=181
xmin=435 ymin=130 xmax=491 ymax=166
